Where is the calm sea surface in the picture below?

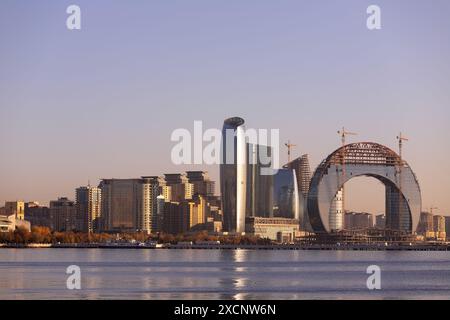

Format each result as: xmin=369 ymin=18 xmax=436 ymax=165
xmin=1 ymin=249 xmax=450 ymax=300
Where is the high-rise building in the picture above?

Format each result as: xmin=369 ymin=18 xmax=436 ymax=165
xmin=285 ymin=154 xmax=312 ymax=231
xmin=4 ymin=201 xmax=25 ymax=220
xmin=164 ymin=174 xmax=194 ymax=202
xmin=246 ymin=143 xmax=274 ymax=218
xmin=445 ymin=216 xmax=450 ymax=240
xmin=76 ymin=185 xmax=101 ymax=233
xmin=433 ymin=215 xmax=446 ymax=240
xmin=186 ymin=171 xmax=216 ymax=197
xmin=189 ymin=195 xmax=207 ymax=228
xmin=162 ymin=185 xmax=172 ymax=202
xmin=273 ymin=168 xmax=300 ymax=220
xmin=221 ymin=117 xmax=286 ymax=232
xmin=156 ymin=194 xmax=165 ymax=232
xmin=433 ymin=215 xmax=445 ymax=232
xmin=141 ymin=176 xmax=165 ymax=234
xmin=50 ymin=197 xmax=76 ymax=232
xmin=162 ymin=201 xmax=190 ymax=235
xmin=161 ymin=194 xmax=211 ymax=235
xmin=329 ymin=189 xmax=344 ymax=231
xmin=286 ymin=154 xmax=311 ymax=197
xmin=417 ymin=211 xmax=434 ymax=235
xmin=375 ymin=214 xmax=386 ymax=229
xmin=220 ymin=117 xmax=247 ymax=233
xmin=100 ymin=177 xmax=164 ymax=234
xmin=25 ymin=202 xmax=52 ymax=229
xmin=385 ymin=184 xmax=411 ymax=231
xmin=100 ymin=179 xmax=141 ymax=232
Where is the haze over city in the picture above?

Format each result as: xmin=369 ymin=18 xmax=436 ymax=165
xmin=1 ymin=0 xmax=449 ymax=215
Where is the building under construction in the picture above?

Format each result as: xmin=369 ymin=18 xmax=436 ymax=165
xmin=307 ymin=142 xmax=422 ymax=235
xmin=297 ymin=228 xmax=418 ymax=245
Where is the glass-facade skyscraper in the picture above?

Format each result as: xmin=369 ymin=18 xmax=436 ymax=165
xmin=220 ymin=117 xmax=247 ymax=233
xmin=246 ymin=143 xmax=274 ymax=218
xmin=285 ymin=154 xmax=312 ymax=231
xmin=273 ymin=168 xmax=299 ymax=220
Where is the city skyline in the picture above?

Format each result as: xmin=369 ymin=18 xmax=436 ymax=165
xmin=1 ymin=0 xmax=450 ymax=215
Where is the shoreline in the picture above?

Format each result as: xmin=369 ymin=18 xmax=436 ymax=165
xmin=2 ymin=243 xmax=450 ymax=251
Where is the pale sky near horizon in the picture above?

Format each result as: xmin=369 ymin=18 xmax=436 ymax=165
xmin=1 ymin=0 xmax=449 ymax=215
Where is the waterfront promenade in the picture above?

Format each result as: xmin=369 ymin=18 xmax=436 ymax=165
xmin=2 ymin=242 xmax=450 ymax=251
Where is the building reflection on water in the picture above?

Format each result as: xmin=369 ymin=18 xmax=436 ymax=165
xmin=217 ymin=249 xmax=250 ymax=300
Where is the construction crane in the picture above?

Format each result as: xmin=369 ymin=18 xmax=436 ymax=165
xmin=396 ymin=133 xmax=409 ymax=229
xmin=335 ymin=127 xmax=358 ymax=229
xmin=338 ymin=127 xmax=357 ymax=147
xmin=284 ymin=140 xmax=297 ymax=163
xmin=396 ymin=132 xmax=409 ymax=162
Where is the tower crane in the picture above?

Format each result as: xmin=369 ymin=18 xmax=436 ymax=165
xmin=335 ymin=127 xmax=358 ymax=229
xmin=396 ymin=132 xmax=409 ymax=230
xmin=338 ymin=127 xmax=358 ymax=147
xmin=285 ymin=140 xmax=297 ymax=163
xmin=396 ymin=132 xmax=409 ymax=162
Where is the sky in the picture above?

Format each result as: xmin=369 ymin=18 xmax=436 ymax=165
xmin=0 ymin=0 xmax=449 ymax=215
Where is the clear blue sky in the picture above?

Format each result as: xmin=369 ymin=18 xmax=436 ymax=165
xmin=1 ymin=0 xmax=449 ymax=214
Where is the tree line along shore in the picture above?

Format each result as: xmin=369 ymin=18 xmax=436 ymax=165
xmin=0 ymin=226 xmax=271 ymax=246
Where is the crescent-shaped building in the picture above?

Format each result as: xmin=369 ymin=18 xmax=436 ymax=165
xmin=307 ymin=142 xmax=421 ymax=234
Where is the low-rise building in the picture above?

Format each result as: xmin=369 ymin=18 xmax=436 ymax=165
xmin=245 ymin=217 xmax=299 ymax=243
xmin=4 ymin=201 xmax=25 ymax=220
xmin=0 ymin=214 xmax=31 ymax=232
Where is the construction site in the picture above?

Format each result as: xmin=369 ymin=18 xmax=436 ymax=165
xmin=284 ymin=128 xmax=427 ymax=245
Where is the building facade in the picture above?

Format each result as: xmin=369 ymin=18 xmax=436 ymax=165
xmin=220 ymin=117 xmax=247 ymax=233
xmin=344 ymin=212 xmax=374 ymax=230
xmin=375 ymin=214 xmax=386 ymax=229
xmin=329 ymin=189 xmax=344 ymax=231
xmin=285 ymin=154 xmax=312 ymax=232
xmin=164 ymin=174 xmax=194 ymax=202
xmin=4 ymin=201 xmax=25 ymax=220
xmin=273 ymin=168 xmax=300 ymax=220
xmin=0 ymin=214 xmax=31 ymax=232
xmin=50 ymin=197 xmax=77 ymax=232
xmin=417 ymin=211 xmax=434 ymax=235
xmin=141 ymin=176 xmax=165 ymax=234
xmin=433 ymin=215 xmax=446 ymax=240
xmin=25 ymin=202 xmax=52 ymax=229
xmin=245 ymin=217 xmax=300 ymax=242
xmin=100 ymin=179 xmax=141 ymax=232
xmin=76 ymin=186 xmax=101 ymax=233
xmin=162 ymin=202 xmax=189 ymax=235
xmin=246 ymin=144 xmax=273 ymax=218
xmin=186 ymin=171 xmax=215 ymax=197
xmin=446 ymin=216 xmax=450 ymax=240
xmin=99 ymin=177 xmax=165 ymax=234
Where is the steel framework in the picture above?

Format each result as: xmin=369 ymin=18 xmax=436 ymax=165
xmin=307 ymin=142 xmax=422 ymax=234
